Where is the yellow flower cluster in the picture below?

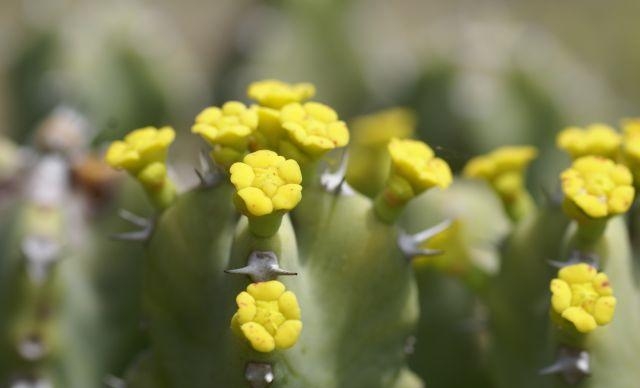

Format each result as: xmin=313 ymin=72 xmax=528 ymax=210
xmin=463 ymin=146 xmax=537 ymax=200
xmin=231 ymin=280 xmax=302 ymax=353
xmin=556 ymin=124 xmax=621 ymax=159
xmin=105 ymin=126 xmax=175 ymax=186
xmin=230 ymin=150 xmax=302 ymax=217
xmin=248 ymin=79 xmax=316 ymax=109
xmin=550 ymin=263 xmax=616 ymax=333
xmin=561 ymin=156 xmax=634 ymax=219
xmin=350 ymin=108 xmax=416 ymax=146
xmin=387 ymin=138 xmax=452 ymax=197
xmin=621 ymin=119 xmax=640 ymax=182
xmin=280 ymin=102 xmax=350 ymax=160
xmin=191 ymin=101 xmax=258 ymax=166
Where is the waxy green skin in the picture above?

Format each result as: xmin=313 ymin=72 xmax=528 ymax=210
xmin=133 ymin=180 xmax=421 ymax=388
xmin=487 ymin=202 xmax=569 ymax=388
xmin=0 ymin=180 xmax=150 ymax=388
xmin=400 ymin=181 xmax=509 ymax=388
xmin=551 ymin=216 xmax=640 ymax=388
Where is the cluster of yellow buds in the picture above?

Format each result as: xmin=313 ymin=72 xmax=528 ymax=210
xmin=550 ymin=263 xmax=616 ymax=333
xmin=556 ymin=120 xmax=640 ymax=188
xmin=105 ymin=126 xmax=176 ymax=209
xmin=374 ymin=138 xmax=452 ymax=223
xmin=560 ymin=156 xmax=634 ymax=221
xmin=463 ymin=146 xmax=537 ymax=221
xmin=231 ymin=280 xmax=302 ymax=353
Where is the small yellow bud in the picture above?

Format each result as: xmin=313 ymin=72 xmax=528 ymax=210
xmin=105 ymin=126 xmax=175 ymax=174
xmin=550 ymin=263 xmax=616 ymax=333
xmin=463 ymin=146 xmax=537 ymax=200
xmin=388 ymin=138 xmax=452 ymax=194
xmin=556 ymin=124 xmax=621 ymax=159
xmin=248 ymin=79 xmax=316 ymax=109
xmin=192 ymin=102 xmax=258 ymax=152
xmin=229 ymin=150 xmax=302 ymax=217
xmin=231 ymin=280 xmax=302 ymax=353
xmin=560 ymin=156 xmax=634 ymax=220
xmin=280 ymin=102 xmax=349 ymax=159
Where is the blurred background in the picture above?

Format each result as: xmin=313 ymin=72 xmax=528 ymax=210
xmin=1 ymin=0 xmax=639 ymax=183
xmin=0 ymin=1 xmax=638 ymax=386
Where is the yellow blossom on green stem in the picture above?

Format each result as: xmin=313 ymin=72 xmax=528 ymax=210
xmin=229 ymin=150 xmax=302 ymax=217
xmin=230 ymin=280 xmax=302 ymax=353
xmin=550 ymin=263 xmax=616 ymax=333
xmin=191 ymin=102 xmax=258 ymax=163
xmin=556 ymin=124 xmax=621 ymax=159
xmin=280 ymin=102 xmax=349 ymax=160
xmin=105 ymin=126 xmax=175 ymax=174
xmin=561 ymin=156 xmax=634 ymax=220
xmin=621 ymin=118 xmax=640 ymax=183
xmin=105 ymin=126 xmax=176 ymax=210
xmin=247 ymin=79 xmax=316 ymax=109
xmin=463 ymin=146 xmax=537 ymax=200
xmin=388 ymin=138 xmax=452 ymax=195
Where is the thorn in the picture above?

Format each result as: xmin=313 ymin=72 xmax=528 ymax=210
xmin=110 ymin=230 xmax=152 ymax=242
xmin=113 ymin=210 xmax=155 ymax=243
xmin=540 ymin=184 xmax=563 ymax=207
xmin=320 ymin=149 xmax=354 ymax=195
xmin=195 ymin=149 xmax=224 ymax=188
xmin=103 ymin=375 xmax=126 ymax=388
xmin=245 ymin=362 xmax=274 ymax=388
xmin=397 ymin=219 xmax=453 ymax=260
xmin=403 ymin=336 xmax=417 ymax=355
xmin=540 ymin=346 xmax=590 ymax=385
xmin=225 ymin=251 xmax=297 ymax=282
xmin=21 ymin=235 xmax=61 ymax=283
xmin=118 ymin=209 xmax=151 ymax=228
xmin=548 ymin=251 xmax=599 ymax=269
xmin=17 ymin=333 xmax=46 ymax=361
xmin=10 ymin=377 xmax=53 ymax=388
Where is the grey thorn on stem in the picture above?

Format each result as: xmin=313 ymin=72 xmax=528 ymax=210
xmin=397 ymin=219 xmax=453 ymax=260
xmin=245 ymin=362 xmax=274 ymax=388
xmin=21 ymin=235 xmax=61 ymax=283
xmin=540 ymin=346 xmax=590 ymax=385
xmin=110 ymin=209 xmax=155 ymax=243
xmin=225 ymin=251 xmax=297 ymax=283
xmin=17 ymin=333 xmax=46 ymax=361
xmin=10 ymin=377 xmax=53 ymax=388
xmin=320 ymin=149 xmax=354 ymax=195
xmin=548 ymin=251 xmax=599 ymax=270
xmin=103 ymin=375 xmax=127 ymax=388
xmin=195 ymin=149 xmax=224 ymax=188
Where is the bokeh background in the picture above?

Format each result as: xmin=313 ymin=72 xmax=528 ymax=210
xmin=1 ymin=1 xmax=639 ymax=386
xmin=1 ymin=0 xmax=639 ymax=181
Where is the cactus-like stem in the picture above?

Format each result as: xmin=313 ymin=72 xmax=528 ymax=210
xmin=503 ymin=190 xmax=536 ymax=223
xmin=144 ymin=178 xmax=177 ymax=212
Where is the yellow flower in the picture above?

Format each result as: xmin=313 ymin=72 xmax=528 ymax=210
xmin=105 ymin=126 xmax=175 ymax=174
xmin=280 ymin=102 xmax=350 ymax=158
xmin=230 ymin=280 xmax=302 ymax=353
xmin=229 ymin=150 xmax=302 ymax=217
xmin=463 ymin=146 xmax=537 ymax=200
xmin=621 ymin=118 xmax=640 ymax=182
xmin=350 ymin=108 xmax=416 ymax=146
xmin=556 ymin=124 xmax=621 ymax=159
xmin=550 ymin=263 xmax=616 ymax=333
xmin=192 ymin=101 xmax=258 ymax=149
xmin=248 ymin=79 xmax=316 ymax=109
xmin=561 ymin=156 xmax=634 ymax=219
xmin=387 ymin=138 xmax=452 ymax=196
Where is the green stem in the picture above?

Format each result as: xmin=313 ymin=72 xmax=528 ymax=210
xmin=502 ymin=191 xmax=535 ymax=223
xmin=373 ymin=189 xmax=406 ymax=224
xmin=247 ymin=212 xmax=286 ymax=238
xmin=144 ymin=179 xmax=177 ymax=211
